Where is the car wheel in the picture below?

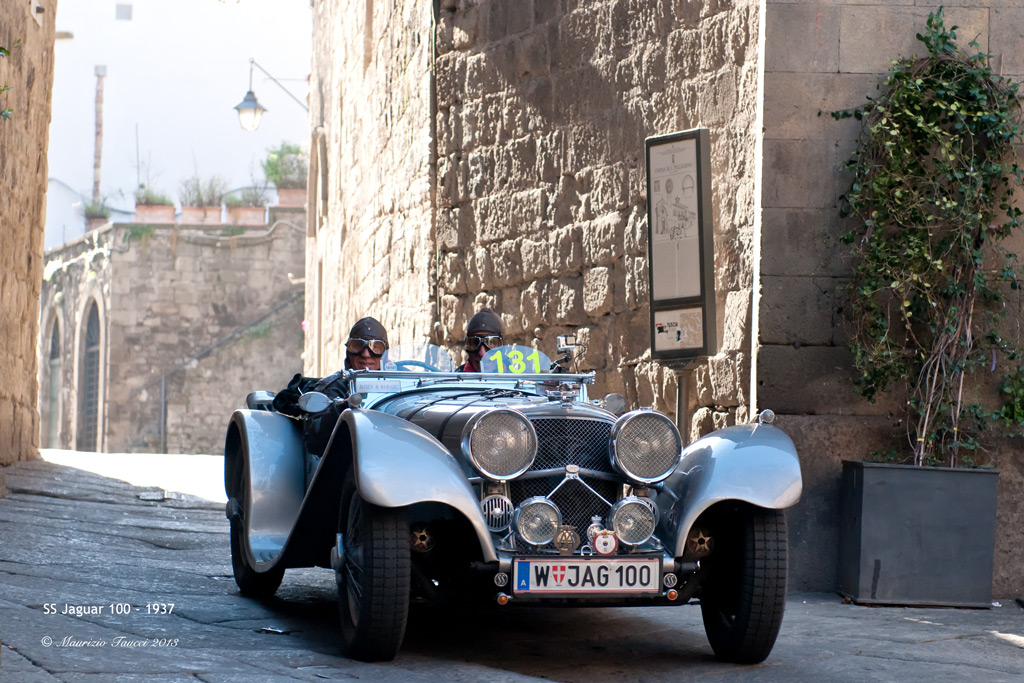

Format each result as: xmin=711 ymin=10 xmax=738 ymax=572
xmin=699 ymin=505 xmax=788 ymax=664
xmin=228 ymin=471 xmax=285 ymax=598
xmin=336 ymin=472 xmax=410 ymax=662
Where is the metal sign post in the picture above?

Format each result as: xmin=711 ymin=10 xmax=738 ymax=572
xmin=645 ymin=129 xmax=717 ymax=438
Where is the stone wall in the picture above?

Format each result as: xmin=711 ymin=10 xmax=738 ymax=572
xmin=306 ymin=0 xmax=437 ymax=375
xmin=433 ymin=0 xmax=759 ymax=418
xmin=0 ymin=2 xmax=56 ymax=466
xmin=759 ymin=2 xmax=1024 ymax=596
xmin=168 ymin=295 xmax=304 ymax=455
xmin=310 ymin=0 xmax=760 ymax=424
xmin=38 ymin=227 xmax=116 ymax=451
xmin=310 ymin=0 xmax=1024 ymax=595
xmin=40 ymin=208 xmax=306 ymax=455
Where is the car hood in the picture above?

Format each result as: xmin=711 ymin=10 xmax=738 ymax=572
xmin=371 ymin=387 xmax=616 ymax=452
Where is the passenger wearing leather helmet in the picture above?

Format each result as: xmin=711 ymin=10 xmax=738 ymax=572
xmin=457 ymin=308 xmax=504 ymax=372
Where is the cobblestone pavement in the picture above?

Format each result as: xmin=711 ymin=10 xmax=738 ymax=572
xmin=1 ymin=457 xmax=1022 ymax=682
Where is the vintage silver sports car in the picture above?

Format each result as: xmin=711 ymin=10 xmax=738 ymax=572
xmin=224 ymin=338 xmax=802 ymax=663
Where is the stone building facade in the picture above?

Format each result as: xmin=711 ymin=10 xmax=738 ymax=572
xmin=758 ymin=1 xmax=1024 ymax=597
xmin=0 ymin=1 xmax=56 ymax=467
xmin=39 ymin=208 xmax=306 ymax=455
xmin=309 ymin=0 xmax=1024 ymax=595
xmin=307 ymin=0 xmax=756 ymax=411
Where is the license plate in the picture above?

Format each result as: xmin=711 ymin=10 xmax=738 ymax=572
xmin=512 ymin=557 xmax=660 ymax=595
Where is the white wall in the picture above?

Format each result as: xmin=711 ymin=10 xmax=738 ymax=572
xmin=46 ymin=0 xmax=311 ymax=245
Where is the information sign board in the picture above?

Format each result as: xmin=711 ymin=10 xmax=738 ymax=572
xmin=645 ymin=128 xmax=716 ymax=361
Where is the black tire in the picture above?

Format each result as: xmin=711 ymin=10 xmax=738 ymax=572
xmin=336 ymin=472 xmax=411 ymax=662
xmin=700 ymin=505 xmax=788 ymax=664
xmin=229 ymin=468 xmax=285 ymax=598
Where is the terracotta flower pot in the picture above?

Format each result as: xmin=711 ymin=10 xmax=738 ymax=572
xmin=85 ymin=216 xmax=109 ymax=232
xmin=180 ymin=205 xmax=222 ymax=224
xmin=275 ymin=188 xmax=306 ymax=207
xmin=227 ymin=205 xmax=266 ymax=225
xmin=134 ymin=204 xmax=176 ymax=223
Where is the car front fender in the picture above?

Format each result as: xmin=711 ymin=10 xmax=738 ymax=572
xmin=224 ymin=409 xmax=305 ymax=567
xmin=657 ymin=423 xmax=802 ymax=558
xmin=342 ymin=408 xmax=497 ymax=562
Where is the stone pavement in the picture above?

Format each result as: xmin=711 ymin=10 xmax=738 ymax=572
xmin=0 ymin=455 xmax=1022 ymax=682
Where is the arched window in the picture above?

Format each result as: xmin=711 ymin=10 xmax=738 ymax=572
xmin=79 ymin=302 xmax=101 ymax=452
xmin=45 ymin=324 xmax=61 ymax=448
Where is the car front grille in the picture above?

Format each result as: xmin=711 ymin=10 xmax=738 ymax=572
xmin=508 ymin=418 xmax=620 ymax=535
xmin=531 ymin=418 xmax=613 ymax=471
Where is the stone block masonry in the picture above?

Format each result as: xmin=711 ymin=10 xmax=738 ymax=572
xmin=0 ymin=3 xmax=56 ymax=466
xmin=39 ymin=211 xmax=306 ymax=454
xmin=430 ymin=0 xmax=760 ymax=418
xmin=306 ymin=0 xmax=1024 ymax=597
xmin=308 ymin=0 xmax=761 ymax=426
xmin=759 ymin=1 xmax=1024 ymax=596
xmin=306 ymin=0 xmax=437 ymax=375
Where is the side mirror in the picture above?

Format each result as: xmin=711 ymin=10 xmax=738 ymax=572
xmin=297 ymin=391 xmax=333 ymax=414
xmin=601 ymin=393 xmax=627 ymax=416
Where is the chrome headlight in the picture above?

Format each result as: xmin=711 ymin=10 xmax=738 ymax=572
xmin=463 ymin=409 xmax=537 ymax=481
xmin=513 ymin=497 xmax=561 ymax=546
xmin=610 ymin=410 xmax=682 ymax=484
xmin=608 ymin=497 xmax=657 ymax=546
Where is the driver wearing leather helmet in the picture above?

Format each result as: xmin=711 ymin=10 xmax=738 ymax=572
xmin=312 ymin=316 xmax=390 ymax=398
xmin=300 ymin=317 xmax=389 ymax=455
xmin=342 ymin=316 xmax=389 ymax=371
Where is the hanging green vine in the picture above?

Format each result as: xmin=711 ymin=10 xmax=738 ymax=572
xmin=835 ymin=9 xmax=1024 ymax=467
xmin=1 ymin=42 xmax=13 ymax=120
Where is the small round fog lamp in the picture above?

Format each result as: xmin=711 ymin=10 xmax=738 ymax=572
xmin=608 ymin=497 xmax=657 ymax=546
xmin=513 ymin=497 xmax=561 ymax=547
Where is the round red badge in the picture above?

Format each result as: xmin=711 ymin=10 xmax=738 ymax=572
xmin=593 ymin=530 xmax=618 ymax=555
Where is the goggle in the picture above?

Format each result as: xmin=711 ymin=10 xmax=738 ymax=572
xmin=346 ymin=338 xmax=387 ymax=357
xmin=465 ymin=334 xmax=503 ymax=351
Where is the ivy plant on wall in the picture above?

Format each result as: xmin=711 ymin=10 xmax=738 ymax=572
xmin=1 ymin=42 xmax=12 ymax=120
xmin=834 ymin=10 xmax=1024 ymax=467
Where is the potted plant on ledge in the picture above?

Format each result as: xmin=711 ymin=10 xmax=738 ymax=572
xmin=834 ymin=10 xmax=1022 ymax=607
xmin=179 ymin=175 xmax=227 ymax=224
xmin=261 ymin=142 xmax=307 ymax=207
xmin=83 ymin=199 xmax=111 ymax=232
xmin=225 ymin=185 xmax=268 ymax=225
xmin=134 ymin=186 xmax=175 ymax=223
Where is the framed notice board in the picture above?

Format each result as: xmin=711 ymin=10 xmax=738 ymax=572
xmin=645 ymin=128 xmax=717 ymax=361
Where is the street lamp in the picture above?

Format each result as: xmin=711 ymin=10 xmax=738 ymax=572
xmin=234 ymin=89 xmax=265 ymax=132
xmin=234 ymin=58 xmax=307 ymax=132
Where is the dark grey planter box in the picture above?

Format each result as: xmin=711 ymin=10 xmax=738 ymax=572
xmin=838 ymin=460 xmax=998 ymax=608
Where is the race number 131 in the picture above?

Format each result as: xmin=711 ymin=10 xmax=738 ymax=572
xmin=488 ymin=348 xmax=541 ymax=373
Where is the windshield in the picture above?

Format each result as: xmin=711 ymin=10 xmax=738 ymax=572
xmin=377 ymin=343 xmax=556 ymax=375
xmin=380 ymin=343 xmax=456 ymax=372
xmin=351 ymin=342 xmax=589 ymax=405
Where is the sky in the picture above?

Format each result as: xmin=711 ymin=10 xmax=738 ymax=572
xmin=45 ymin=0 xmax=312 ymax=247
